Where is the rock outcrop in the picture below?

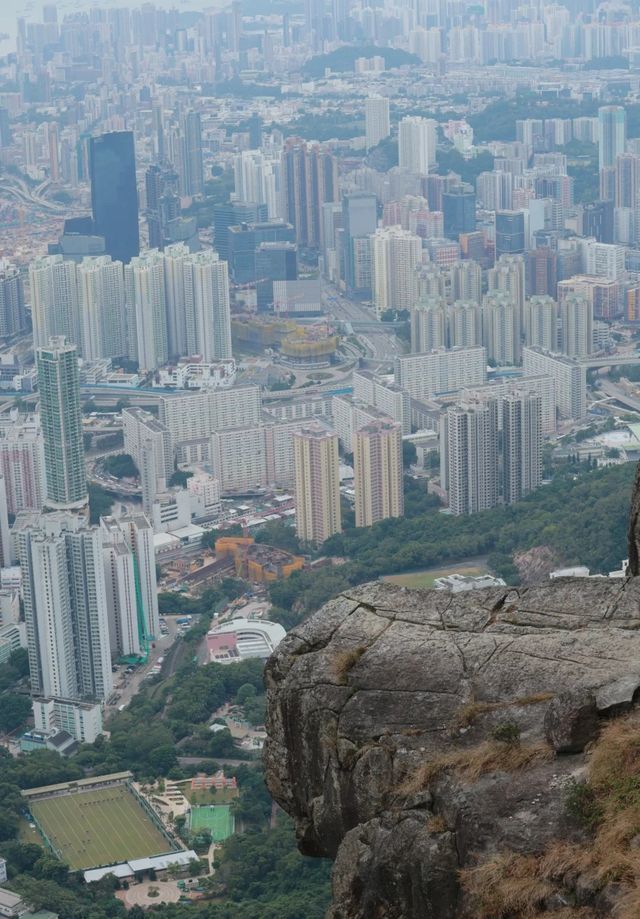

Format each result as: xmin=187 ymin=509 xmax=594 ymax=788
xmin=264 ymin=576 xmax=640 ymax=917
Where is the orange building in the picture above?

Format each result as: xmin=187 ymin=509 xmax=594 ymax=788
xmin=215 ymin=535 xmax=304 ymax=583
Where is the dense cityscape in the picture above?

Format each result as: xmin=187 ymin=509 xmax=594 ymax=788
xmin=1 ymin=0 xmax=640 ymax=916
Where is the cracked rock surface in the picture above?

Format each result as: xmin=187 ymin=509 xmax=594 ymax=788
xmin=264 ymin=577 xmax=640 ymax=918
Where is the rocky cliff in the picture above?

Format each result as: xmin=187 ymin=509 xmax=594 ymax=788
xmin=264 ymin=575 xmax=640 ymax=918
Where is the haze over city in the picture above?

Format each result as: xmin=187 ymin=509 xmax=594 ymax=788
xmin=2 ymin=0 xmax=640 ymax=916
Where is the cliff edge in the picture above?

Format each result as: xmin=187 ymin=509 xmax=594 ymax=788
xmin=264 ymin=574 xmax=640 ymax=918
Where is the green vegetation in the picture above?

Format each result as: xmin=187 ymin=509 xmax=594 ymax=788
xmin=303 ymin=45 xmax=420 ymax=78
xmin=254 ymin=520 xmax=301 ymax=554
xmin=436 ymin=148 xmax=495 ymax=184
xmin=169 ymin=469 xmax=193 ymax=488
xmin=103 ymin=453 xmax=138 ymax=479
xmin=88 ymin=483 xmax=116 ymax=524
xmin=0 ymin=694 xmax=31 ymax=734
xmin=469 ymin=93 xmax=599 ymax=142
xmin=282 ymin=109 xmax=364 ymax=142
xmin=269 ymin=462 xmax=635 ymax=622
xmin=563 ymin=139 xmax=599 ymax=203
xmin=29 ymin=784 xmax=172 ymax=870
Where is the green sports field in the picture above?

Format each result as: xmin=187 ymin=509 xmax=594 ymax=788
xmin=189 ymin=804 xmax=235 ymax=842
xmin=30 ymin=784 xmax=172 ymax=870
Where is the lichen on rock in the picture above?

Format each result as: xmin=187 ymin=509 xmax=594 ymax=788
xmin=264 ymin=576 xmax=640 ymax=917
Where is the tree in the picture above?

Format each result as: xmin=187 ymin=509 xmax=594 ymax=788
xmin=103 ymin=454 xmax=139 ymax=479
xmin=88 ymin=484 xmax=116 ymax=524
xmin=169 ymin=469 xmax=193 ymax=488
xmin=235 ymin=683 xmax=257 ymax=706
xmin=402 ymin=440 xmax=417 ymax=468
xmin=0 ymin=694 xmax=31 ymax=733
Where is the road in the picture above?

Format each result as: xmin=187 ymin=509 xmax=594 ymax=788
xmin=322 ymin=282 xmax=405 ymax=365
xmin=104 ymin=617 xmax=181 ymax=716
xmin=599 ymin=379 xmax=640 ymax=414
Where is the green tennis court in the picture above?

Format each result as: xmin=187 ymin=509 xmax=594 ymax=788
xmin=189 ymin=804 xmax=235 ymax=842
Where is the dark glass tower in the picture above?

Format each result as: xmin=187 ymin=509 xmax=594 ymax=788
xmin=89 ymin=131 xmax=140 ymax=264
xmin=443 ymin=184 xmax=476 ymax=239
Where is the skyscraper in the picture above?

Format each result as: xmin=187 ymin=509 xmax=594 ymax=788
xmin=179 ymin=111 xmax=204 ymax=198
xmin=342 ymin=193 xmax=377 ymax=297
xmin=164 ymin=245 xmax=233 ymax=359
xmin=0 ymin=415 xmax=46 ymax=515
xmin=398 ymin=117 xmax=437 ymax=175
xmin=145 ymin=163 xmax=180 ymax=250
xmin=443 ymin=185 xmax=476 ymax=238
xmin=440 ymin=398 xmax=499 ymax=516
xmin=495 ymin=210 xmax=526 ymax=258
xmin=101 ymin=513 xmax=159 ymax=658
xmin=559 ymin=293 xmax=593 ymax=359
xmin=293 ymin=423 xmax=341 ymax=543
xmin=29 ymin=255 xmax=80 ymax=350
xmin=282 ymin=138 xmax=339 ymax=248
xmin=598 ymin=105 xmax=626 ymax=172
xmin=0 ymin=261 xmax=26 ymax=340
xmin=411 ymin=298 xmax=446 ymax=352
xmin=125 ymin=249 xmax=168 ymax=370
xmin=353 ymin=420 xmax=404 ymax=528
xmin=372 ymin=226 xmax=422 ymax=317
xmin=365 ymin=96 xmax=391 ymax=151
xmin=77 ymin=255 xmax=127 ymax=360
xmin=36 ymin=338 xmax=87 ymax=512
xmin=15 ymin=512 xmax=113 ymax=703
xmin=525 ymin=295 xmax=558 ymax=352
xmin=89 ymin=131 xmax=140 ymax=264
xmin=481 ymin=292 xmax=520 ymax=366
xmin=502 ymin=391 xmax=542 ymax=505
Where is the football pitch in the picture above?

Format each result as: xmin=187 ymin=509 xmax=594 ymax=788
xmin=30 ymin=784 xmax=172 ymax=870
xmin=189 ymin=804 xmax=235 ymax=842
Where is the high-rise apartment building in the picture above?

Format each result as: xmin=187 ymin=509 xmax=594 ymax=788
xmin=293 ymin=423 xmax=341 ymax=543
xmin=15 ymin=512 xmax=113 ymax=703
xmin=352 ymin=370 xmax=411 ymax=435
xmin=89 ymin=131 xmax=140 ymax=264
xmin=598 ymin=105 xmax=626 ymax=172
xmin=395 ymin=347 xmax=487 ymax=401
xmin=502 ymin=391 xmax=542 ymax=505
xmin=101 ymin=514 xmax=159 ymax=658
xmin=559 ymin=293 xmax=593 ymax=359
xmin=450 ymin=259 xmax=482 ymax=303
xmin=179 ymin=111 xmax=204 ymax=198
xmin=525 ymin=295 xmax=558 ymax=352
xmin=233 ymin=150 xmax=281 ymax=219
xmin=282 ymin=138 xmax=338 ymax=248
xmin=36 ymin=338 xmax=87 ymax=511
xmin=77 ymin=255 xmax=127 ymax=360
xmin=487 ymin=254 xmax=526 ymax=319
xmin=411 ymin=298 xmax=446 ymax=352
xmin=0 ymin=261 xmax=26 ymax=340
xmin=125 ymin=249 xmax=168 ymax=370
xmin=558 ymin=274 xmax=619 ymax=321
xmin=440 ymin=398 xmax=499 ymax=516
xmin=365 ymin=96 xmax=390 ymax=151
xmin=163 ymin=245 xmax=232 ymax=361
xmin=449 ymin=301 xmax=482 ymax=348
xmin=145 ymin=163 xmax=180 ymax=250
xmin=0 ymin=415 xmax=46 ymax=515
xmin=353 ymin=420 xmax=404 ymax=528
xmin=398 ymin=116 xmax=437 ymax=175
xmin=481 ymin=292 xmax=520 ymax=366
xmin=342 ymin=193 xmax=377 ymax=297
xmin=522 ymin=346 xmax=586 ymax=420
xmin=158 ymin=386 xmax=262 ymax=444
xmin=372 ymin=226 xmax=422 ymax=317
xmin=122 ymin=407 xmax=173 ymax=513
xmin=29 ymin=255 xmax=80 ymax=350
